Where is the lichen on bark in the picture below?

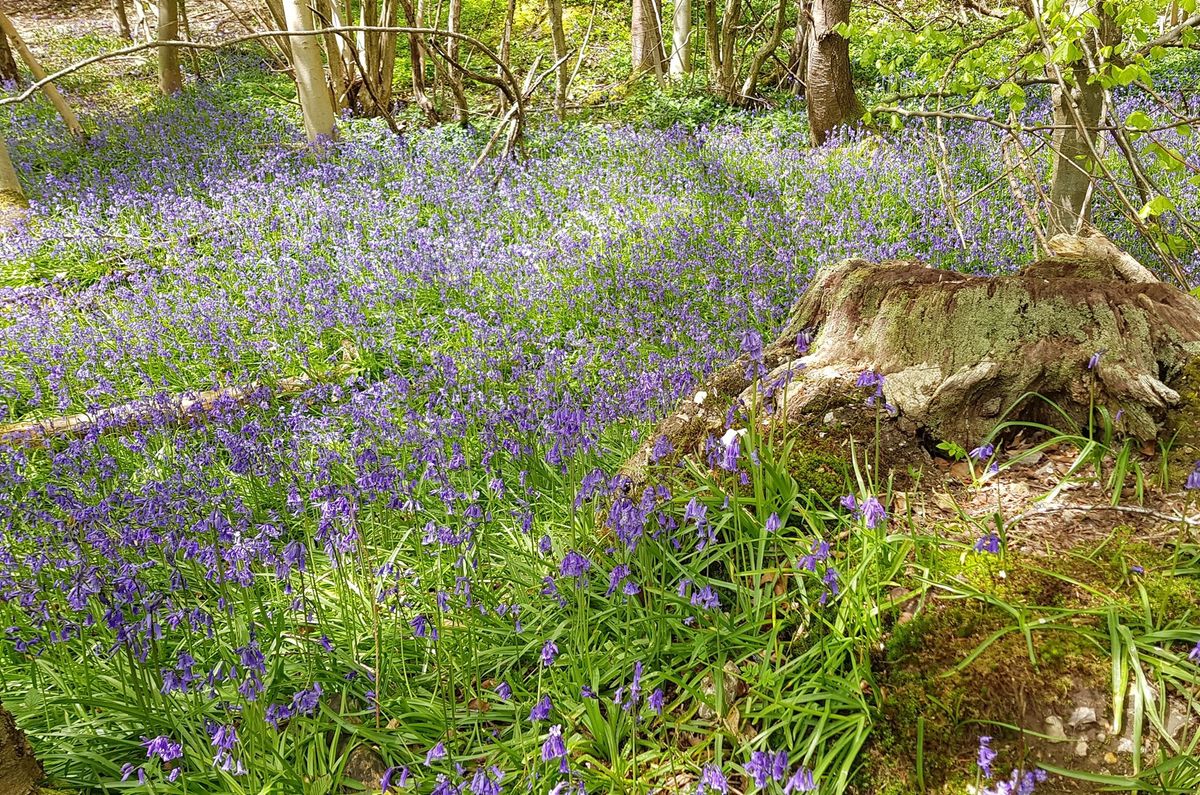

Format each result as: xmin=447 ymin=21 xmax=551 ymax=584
xmin=625 ymin=234 xmax=1200 ymax=482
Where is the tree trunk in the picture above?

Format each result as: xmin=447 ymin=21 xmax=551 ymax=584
xmin=632 ymin=0 xmax=666 ymax=76
xmin=112 ymin=0 xmax=134 ymax=39
xmin=804 ymin=0 xmax=861 ymax=145
xmin=282 ymin=0 xmax=338 ymax=142
xmin=498 ymin=0 xmax=516 ymax=109
xmin=0 ymin=131 xmax=28 ymax=232
xmin=715 ymin=0 xmax=738 ymax=100
xmin=785 ymin=10 xmax=807 ymax=94
xmin=548 ymin=0 xmax=570 ymax=119
xmin=448 ymin=0 xmax=468 ymax=121
xmin=0 ymin=27 xmax=19 ymax=85
xmin=156 ymin=0 xmax=183 ymax=93
xmin=704 ymin=0 xmax=720 ymax=85
xmin=622 ymin=233 xmax=1200 ymax=484
xmin=0 ymin=13 xmax=87 ymax=141
xmin=669 ymin=0 xmax=691 ymax=78
xmin=740 ymin=0 xmax=788 ymax=100
xmin=398 ymin=0 xmax=438 ymax=121
xmin=1046 ymin=2 xmax=1118 ymax=236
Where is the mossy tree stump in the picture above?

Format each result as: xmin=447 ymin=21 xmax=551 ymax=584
xmin=626 ymin=233 xmax=1200 ymax=479
xmin=0 ymin=704 xmax=41 ymax=795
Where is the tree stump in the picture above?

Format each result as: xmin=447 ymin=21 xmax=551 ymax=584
xmin=0 ymin=704 xmax=41 ymax=795
xmin=624 ymin=233 xmax=1200 ymax=480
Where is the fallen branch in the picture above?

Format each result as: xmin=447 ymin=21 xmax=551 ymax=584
xmin=0 ymin=372 xmax=325 ymax=447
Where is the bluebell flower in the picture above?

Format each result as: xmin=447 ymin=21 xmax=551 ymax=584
xmin=784 ymin=767 xmax=815 ymax=793
xmin=529 ymin=694 xmax=552 ymax=722
xmin=977 ymin=736 xmax=997 ymax=778
xmin=559 ymin=551 xmax=591 ymax=580
xmin=424 ymin=741 xmax=447 ymax=766
xmin=143 ymin=734 xmax=183 ymax=762
xmin=649 ymin=687 xmax=665 ymax=715
xmin=381 ymin=765 xmax=409 ymax=793
xmin=975 ymin=533 xmax=1001 ymax=554
xmin=541 ymin=639 xmax=559 ymax=667
xmin=970 ymin=443 xmax=995 ymax=461
xmin=691 ymin=585 xmax=720 ymax=610
xmin=862 ymin=497 xmax=887 ymax=529
xmin=1187 ymin=461 xmax=1200 ymax=490
xmin=468 ymin=765 xmax=503 ymax=795
xmin=541 ymin=724 xmax=567 ymax=771
xmin=496 ymin=681 xmax=511 ymax=701
xmin=765 ymin=513 xmax=782 ymax=533
xmin=1189 ymin=640 xmax=1200 ymax=663
xmin=697 ymin=764 xmax=728 ymax=794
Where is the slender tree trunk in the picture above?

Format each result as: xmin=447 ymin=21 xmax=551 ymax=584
xmin=786 ymin=10 xmax=807 ymax=94
xmin=448 ymin=0 xmax=468 ymax=120
xmin=156 ymin=0 xmax=183 ymax=93
xmin=632 ymin=0 xmax=666 ymax=75
xmin=499 ymin=0 xmax=516 ymax=109
xmin=804 ymin=0 xmax=861 ymax=145
xmin=314 ymin=0 xmax=348 ymax=110
xmin=0 ymin=28 xmax=19 ymax=85
xmin=716 ymin=0 xmax=738 ymax=99
xmin=1046 ymin=1 xmax=1117 ymax=236
xmin=704 ymin=0 xmax=720 ymax=84
xmin=741 ymin=0 xmax=788 ymax=100
xmin=282 ymin=0 xmax=338 ymax=142
xmin=548 ymin=0 xmax=570 ymax=119
xmin=112 ymin=0 xmax=134 ymax=39
xmin=669 ymin=0 xmax=691 ymax=78
xmin=398 ymin=0 xmax=438 ymax=121
xmin=0 ymin=132 xmax=28 ymax=230
xmin=0 ymin=13 xmax=87 ymax=141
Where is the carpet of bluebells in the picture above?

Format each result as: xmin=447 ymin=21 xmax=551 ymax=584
xmin=0 ymin=70 xmax=1198 ymax=795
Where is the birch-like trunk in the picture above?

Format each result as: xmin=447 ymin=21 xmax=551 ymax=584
xmin=669 ymin=0 xmax=691 ymax=78
xmin=157 ymin=0 xmax=184 ymax=94
xmin=804 ymin=0 xmax=861 ymax=145
xmin=282 ymin=0 xmax=338 ymax=142
xmin=631 ymin=0 xmax=666 ymax=76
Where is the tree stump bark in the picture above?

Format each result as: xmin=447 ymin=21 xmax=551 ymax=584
xmin=624 ymin=233 xmax=1200 ymax=480
xmin=0 ymin=704 xmax=41 ymax=795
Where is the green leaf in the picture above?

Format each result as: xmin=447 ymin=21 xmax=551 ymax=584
xmin=1138 ymin=196 xmax=1176 ymax=220
xmin=1125 ymin=110 xmax=1153 ymax=131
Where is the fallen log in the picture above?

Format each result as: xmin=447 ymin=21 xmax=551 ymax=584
xmin=0 ymin=374 xmax=318 ymax=447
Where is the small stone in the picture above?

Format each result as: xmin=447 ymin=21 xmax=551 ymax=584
xmin=694 ymin=391 xmax=707 ymax=405
xmin=1044 ymin=715 xmax=1068 ymax=743
xmin=1104 ymin=752 xmax=1118 ymax=765
xmin=1068 ymin=706 xmax=1097 ymax=728
xmin=1117 ymin=737 xmax=1134 ymax=754
xmin=1166 ymin=705 xmax=1188 ymax=738
xmin=1074 ymin=739 xmax=1089 ymax=758
xmin=1095 ymin=732 xmax=1106 ymax=742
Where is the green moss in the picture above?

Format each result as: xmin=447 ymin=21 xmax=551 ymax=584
xmin=786 ymin=449 xmax=848 ymax=503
